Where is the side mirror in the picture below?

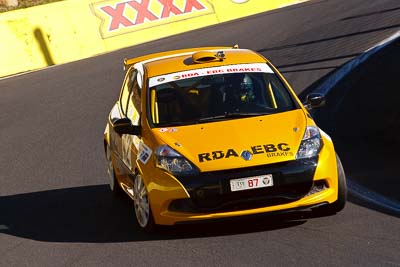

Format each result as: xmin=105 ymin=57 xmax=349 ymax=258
xmin=304 ymin=93 xmax=326 ymax=110
xmin=111 ymin=117 xmax=141 ymax=136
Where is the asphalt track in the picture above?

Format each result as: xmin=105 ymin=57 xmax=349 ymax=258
xmin=1 ymin=0 xmax=400 ymax=266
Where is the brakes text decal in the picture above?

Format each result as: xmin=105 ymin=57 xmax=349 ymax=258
xmin=91 ymin=0 xmax=214 ymax=38
xmin=198 ymin=143 xmax=294 ymax=162
xmin=149 ymin=63 xmax=273 ymax=87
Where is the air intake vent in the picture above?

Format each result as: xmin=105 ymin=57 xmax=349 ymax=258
xmin=192 ymin=51 xmax=225 ymax=63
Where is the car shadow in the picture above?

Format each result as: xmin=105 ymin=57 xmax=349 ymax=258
xmin=0 ymin=184 xmax=312 ymax=243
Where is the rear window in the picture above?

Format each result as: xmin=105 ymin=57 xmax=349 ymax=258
xmin=148 ymin=64 xmax=297 ymax=127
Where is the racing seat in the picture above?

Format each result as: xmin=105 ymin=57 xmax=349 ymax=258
xmin=156 ymin=88 xmax=186 ymax=124
xmin=184 ymin=87 xmax=224 ymax=118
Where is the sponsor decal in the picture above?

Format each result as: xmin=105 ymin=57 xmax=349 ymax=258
xmin=158 ymin=127 xmax=178 ymax=133
xmin=198 ymin=143 xmax=293 ymax=162
xmin=138 ymin=142 xmax=152 ymax=164
xmin=149 ymin=63 xmax=273 ymax=87
xmin=91 ymin=0 xmax=214 ymax=38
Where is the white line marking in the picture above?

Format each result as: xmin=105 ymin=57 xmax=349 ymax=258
xmin=0 ymin=225 xmax=9 ymax=230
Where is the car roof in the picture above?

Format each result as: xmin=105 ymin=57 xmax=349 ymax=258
xmin=124 ymin=47 xmax=268 ymax=78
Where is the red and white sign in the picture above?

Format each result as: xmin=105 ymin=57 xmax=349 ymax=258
xmin=91 ymin=0 xmax=214 ymax=38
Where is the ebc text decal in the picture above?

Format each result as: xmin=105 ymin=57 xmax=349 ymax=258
xmin=198 ymin=143 xmax=293 ymax=162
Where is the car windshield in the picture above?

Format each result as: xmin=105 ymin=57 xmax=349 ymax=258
xmin=149 ymin=67 xmax=297 ymax=127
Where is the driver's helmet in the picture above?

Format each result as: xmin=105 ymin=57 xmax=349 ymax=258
xmin=223 ymin=73 xmax=256 ymax=105
xmin=238 ymin=74 xmax=255 ymax=102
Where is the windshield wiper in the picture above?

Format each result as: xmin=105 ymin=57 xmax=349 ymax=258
xmin=156 ymin=121 xmax=193 ymax=127
xmin=198 ymin=111 xmax=272 ymax=122
xmin=156 ymin=110 xmax=274 ymax=126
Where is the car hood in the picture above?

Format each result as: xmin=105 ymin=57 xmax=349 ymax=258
xmin=152 ymin=109 xmax=307 ymax=172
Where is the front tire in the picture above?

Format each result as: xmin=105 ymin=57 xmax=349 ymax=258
xmin=133 ymin=173 xmax=156 ymax=232
xmin=313 ymin=154 xmax=347 ymax=215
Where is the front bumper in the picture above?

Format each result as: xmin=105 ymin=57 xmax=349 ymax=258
xmin=146 ymin=140 xmax=339 ymax=225
xmin=170 ymin=158 xmax=317 ymax=213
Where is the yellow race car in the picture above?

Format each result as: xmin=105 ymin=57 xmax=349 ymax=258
xmin=103 ymin=46 xmax=346 ymax=231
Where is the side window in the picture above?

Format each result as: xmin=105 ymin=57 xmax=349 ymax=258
xmin=127 ymin=71 xmax=142 ymax=126
xmin=120 ymin=69 xmax=133 ymax=115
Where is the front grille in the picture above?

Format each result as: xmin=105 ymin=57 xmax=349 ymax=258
xmin=170 ymin=158 xmax=318 ymax=213
xmin=170 ymin=182 xmax=312 ymax=213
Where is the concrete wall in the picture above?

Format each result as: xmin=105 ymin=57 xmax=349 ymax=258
xmin=0 ymin=0 xmax=307 ymax=78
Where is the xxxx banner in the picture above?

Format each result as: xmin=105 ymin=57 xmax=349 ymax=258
xmin=91 ymin=0 xmax=214 ymax=38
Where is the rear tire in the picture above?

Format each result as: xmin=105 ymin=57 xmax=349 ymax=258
xmin=313 ymin=154 xmax=347 ymax=215
xmin=105 ymin=145 xmax=123 ymax=196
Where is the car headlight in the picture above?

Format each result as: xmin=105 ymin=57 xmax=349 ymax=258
xmin=296 ymin=126 xmax=323 ymax=159
xmin=155 ymin=145 xmax=198 ymax=176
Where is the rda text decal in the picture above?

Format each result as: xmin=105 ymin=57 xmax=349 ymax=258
xmin=91 ymin=0 xmax=214 ymax=38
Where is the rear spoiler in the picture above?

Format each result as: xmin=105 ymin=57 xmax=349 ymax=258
xmin=123 ymin=58 xmax=133 ymax=71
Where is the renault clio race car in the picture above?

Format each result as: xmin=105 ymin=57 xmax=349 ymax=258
xmin=103 ymin=46 xmax=347 ymax=231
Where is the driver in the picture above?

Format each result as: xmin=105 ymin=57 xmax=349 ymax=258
xmin=223 ymin=74 xmax=255 ymax=109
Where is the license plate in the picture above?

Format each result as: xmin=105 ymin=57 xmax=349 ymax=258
xmin=230 ymin=174 xmax=273 ymax=192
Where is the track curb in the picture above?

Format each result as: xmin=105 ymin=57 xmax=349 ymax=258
xmin=347 ymin=179 xmax=400 ymax=216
